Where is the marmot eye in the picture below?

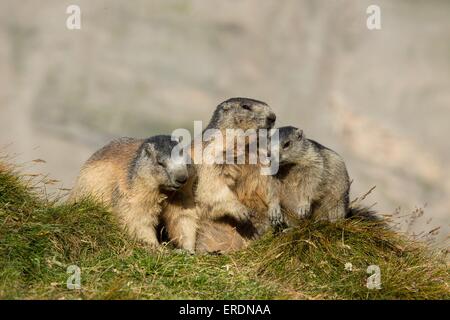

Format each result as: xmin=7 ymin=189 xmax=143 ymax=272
xmin=241 ymin=104 xmax=252 ymax=111
xmin=157 ymin=160 xmax=165 ymax=167
xmin=283 ymin=141 xmax=291 ymax=149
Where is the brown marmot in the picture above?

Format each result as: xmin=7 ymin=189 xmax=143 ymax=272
xmin=193 ymin=97 xmax=277 ymax=222
xmin=193 ymin=98 xmax=280 ymax=253
xmin=69 ymin=135 xmax=192 ymax=249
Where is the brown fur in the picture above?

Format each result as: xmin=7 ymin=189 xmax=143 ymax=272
xmin=69 ymin=136 xmax=193 ymax=250
xmin=191 ymin=98 xmax=281 ymax=253
xmin=193 ymin=97 xmax=276 ymax=221
xmin=195 ymin=124 xmax=352 ymax=253
xmin=195 ymin=155 xmax=281 ymax=253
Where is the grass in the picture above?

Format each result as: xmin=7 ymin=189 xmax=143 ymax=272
xmin=0 ymin=161 xmax=448 ymax=300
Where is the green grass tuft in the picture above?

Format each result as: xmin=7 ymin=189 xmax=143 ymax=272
xmin=239 ymin=220 xmax=449 ymax=299
xmin=0 ymin=162 xmax=448 ymax=299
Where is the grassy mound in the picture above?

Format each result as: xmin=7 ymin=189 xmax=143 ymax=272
xmin=0 ymin=162 xmax=448 ymax=299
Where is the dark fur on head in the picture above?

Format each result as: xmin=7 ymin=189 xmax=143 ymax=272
xmin=128 ymin=135 xmax=188 ymax=191
xmin=277 ymin=126 xmax=336 ymax=165
xmin=278 ymin=126 xmax=302 ymax=142
xmin=277 ymin=126 xmax=308 ymax=164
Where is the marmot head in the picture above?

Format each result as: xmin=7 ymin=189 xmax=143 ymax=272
xmin=132 ymin=135 xmax=189 ymax=192
xmin=206 ymin=97 xmax=276 ymax=131
xmin=276 ymin=126 xmax=308 ymax=165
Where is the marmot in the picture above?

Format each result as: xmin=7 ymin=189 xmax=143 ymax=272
xmin=193 ymin=97 xmax=277 ymax=222
xmin=194 ymin=98 xmax=281 ymax=253
xmin=276 ymin=126 xmax=350 ymax=222
xmin=69 ymin=135 xmax=192 ymax=249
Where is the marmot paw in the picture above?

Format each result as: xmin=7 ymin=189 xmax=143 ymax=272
xmin=173 ymin=248 xmax=195 ymax=255
xmin=295 ymin=204 xmax=311 ymax=218
xmin=234 ymin=207 xmax=255 ymax=222
xmin=268 ymin=203 xmax=284 ymax=226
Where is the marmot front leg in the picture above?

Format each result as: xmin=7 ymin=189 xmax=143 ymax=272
xmin=197 ymin=180 xmax=253 ymax=222
xmin=281 ymin=185 xmax=314 ymax=220
xmin=313 ymin=194 xmax=347 ymax=222
xmin=209 ymin=186 xmax=253 ymax=221
xmin=327 ymin=201 xmax=347 ymax=222
xmin=295 ymin=202 xmax=312 ymax=218
xmin=266 ymin=177 xmax=283 ymax=226
xmin=163 ymin=206 xmax=198 ymax=253
xmin=268 ymin=202 xmax=282 ymax=226
xmin=118 ymin=201 xmax=160 ymax=249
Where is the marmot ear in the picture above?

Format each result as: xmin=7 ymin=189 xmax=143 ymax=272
xmin=221 ymin=103 xmax=232 ymax=111
xmin=296 ymin=129 xmax=304 ymax=140
xmin=143 ymin=143 xmax=157 ymax=162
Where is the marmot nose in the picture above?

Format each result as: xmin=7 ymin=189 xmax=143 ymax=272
xmin=176 ymin=176 xmax=188 ymax=185
xmin=267 ymin=113 xmax=276 ymax=125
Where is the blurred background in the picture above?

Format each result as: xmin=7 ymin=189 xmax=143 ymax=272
xmin=0 ymin=0 xmax=448 ymax=245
